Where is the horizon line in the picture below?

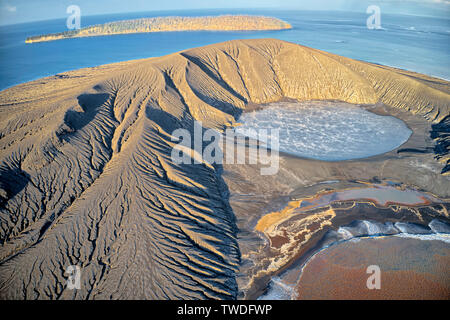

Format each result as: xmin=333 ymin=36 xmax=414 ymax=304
xmin=1 ymin=7 xmax=449 ymax=27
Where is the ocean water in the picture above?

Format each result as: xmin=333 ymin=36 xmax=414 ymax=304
xmin=0 ymin=9 xmax=449 ymax=90
xmin=235 ymin=102 xmax=412 ymax=161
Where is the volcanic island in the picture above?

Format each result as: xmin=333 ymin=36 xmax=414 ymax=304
xmin=0 ymin=39 xmax=449 ymax=299
xmin=25 ymin=15 xmax=292 ymax=43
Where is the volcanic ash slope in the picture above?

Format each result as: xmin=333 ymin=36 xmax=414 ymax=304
xmin=0 ymin=39 xmax=448 ymax=299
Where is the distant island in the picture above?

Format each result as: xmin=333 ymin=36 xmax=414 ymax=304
xmin=25 ymin=15 xmax=292 ymax=43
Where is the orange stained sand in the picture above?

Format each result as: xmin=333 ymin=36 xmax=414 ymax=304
xmin=255 ymin=194 xmax=328 ymax=232
xmin=255 ymin=199 xmax=303 ymax=232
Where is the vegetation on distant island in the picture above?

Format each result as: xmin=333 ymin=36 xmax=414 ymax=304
xmin=25 ymin=15 xmax=292 ymax=43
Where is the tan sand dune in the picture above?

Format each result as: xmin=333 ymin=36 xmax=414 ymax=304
xmin=0 ymin=39 xmax=448 ymax=299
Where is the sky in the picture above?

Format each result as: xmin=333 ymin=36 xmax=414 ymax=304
xmin=0 ymin=0 xmax=449 ymax=25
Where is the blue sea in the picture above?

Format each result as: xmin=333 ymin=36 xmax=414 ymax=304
xmin=0 ymin=9 xmax=449 ymax=90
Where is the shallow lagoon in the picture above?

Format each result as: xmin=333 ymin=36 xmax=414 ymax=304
xmin=235 ymin=101 xmax=412 ymax=161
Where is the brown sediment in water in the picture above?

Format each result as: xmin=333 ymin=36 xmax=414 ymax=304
xmin=295 ymin=236 xmax=450 ymax=300
xmin=269 ymin=234 xmax=290 ymax=249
